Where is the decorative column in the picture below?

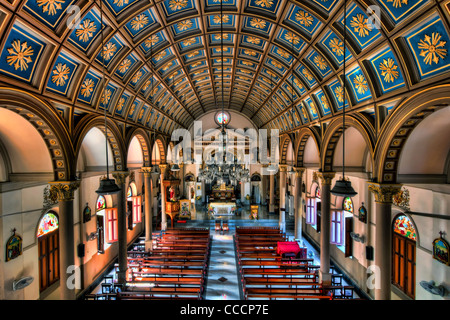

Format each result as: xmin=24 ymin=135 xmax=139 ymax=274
xmin=269 ymin=170 xmax=275 ymax=214
xmin=112 ymin=171 xmax=130 ymax=284
xmin=141 ymin=167 xmax=153 ymax=251
xmin=318 ymin=172 xmax=336 ymax=285
xmin=294 ymin=167 xmax=305 ymax=240
xmin=279 ymin=165 xmax=287 ymax=233
xmin=261 ymin=165 xmax=267 ymax=205
xmin=368 ymin=183 xmax=402 ymax=300
xmin=49 ymin=180 xmax=80 ymax=300
xmin=180 ymin=162 xmax=185 ymax=198
xmin=159 ymin=164 xmax=168 ymax=230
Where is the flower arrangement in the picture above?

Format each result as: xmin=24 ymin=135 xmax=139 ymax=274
xmin=196 ymin=195 xmax=202 ymax=200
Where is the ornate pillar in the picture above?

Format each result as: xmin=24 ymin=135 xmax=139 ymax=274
xmin=49 ymin=180 xmax=80 ymax=300
xmin=294 ymin=167 xmax=305 ymax=240
xmin=269 ymin=170 xmax=275 ymax=214
xmin=141 ymin=167 xmax=153 ymax=251
xmin=180 ymin=162 xmax=185 ymax=198
xmin=279 ymin=165 xmax=287 ymax=232
xmin=159 ymin=164 xmax=168 ymax=230
xmin=368 ymin=183 xmax=401 ymax=300
xmin=318 ymin=172 xmax=335 ymax=285
xmin=261 ymin=165 xmax=267 ymax=205
xmin=112 ymin=171 xmax=129 ymax=284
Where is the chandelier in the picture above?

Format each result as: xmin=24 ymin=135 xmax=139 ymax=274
xmin=198 ymin=0 xmax=249 ymax=186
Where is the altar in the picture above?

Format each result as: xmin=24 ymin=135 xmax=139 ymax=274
xmin=209 ymin=183 xmax=236 ymax=202
xmin=209 ymin=202 xmax=237 ymax=216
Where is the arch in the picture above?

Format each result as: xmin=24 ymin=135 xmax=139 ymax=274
xmin=151 ymin=134 xmax=167 ymax=164
xmin=0 ymin=88 xmax=74 ymax=181
xmin=294 ymin=127 xmax=321 ymax=168
xmin=280 ymin=134 xmax=294 ymax=165
xmin=74 ymin=116 xmax=127 ymax=172
xmin=375 ymin=85 xmax=450 ymax=183
xmin=320 ymin=115 xmax=375 ymax=173
xmin=36 ymin=210 xmax=59 ymax=238
xmin=392 ymin=212 xmax=418 ymax=243
xmin=126 ymin=128 xmax=151 ymax=167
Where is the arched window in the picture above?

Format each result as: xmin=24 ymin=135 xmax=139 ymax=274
xmin=306 ymin=184 xmax=321 ymax=231
xmin=96 ymin=195 xmax=118 ymax=253
xmin=37 ymin=212 xmax=59 ymax=293
xmin=392 ymin=214 xmax=416 ymax=299
xmin=331 ymin=197 xmax=354 ymax=257
xmin=127 ymin=182 xmax=142 ymax=228
xmin=343 ymin=197 xmax=353 ymax=213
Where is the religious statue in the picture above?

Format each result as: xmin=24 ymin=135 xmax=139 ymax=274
xmin=169 ymin=186 xmax=176 ymax=201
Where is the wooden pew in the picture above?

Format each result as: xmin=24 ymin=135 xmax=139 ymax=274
xmin=117 ymin=291 xmax=201 ymax=300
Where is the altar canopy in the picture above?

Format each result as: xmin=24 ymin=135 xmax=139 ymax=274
xmin=209 ymin=202 xmax=237 ymax=216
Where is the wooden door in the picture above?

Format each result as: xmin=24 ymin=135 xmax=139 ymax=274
xmin=38 ymin=231 xmax=60 ymax=292
xmin=392 ymin=233 xmax=416 ymax=299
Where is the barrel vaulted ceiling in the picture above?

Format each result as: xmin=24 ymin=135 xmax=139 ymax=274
xmin=0 ymin=0 xmax=449 ymax=136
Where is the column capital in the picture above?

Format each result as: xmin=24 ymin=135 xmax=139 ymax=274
xmin=368 ymin=182 xmax=402 ymax=204
xmin=279 ymin=164 xmax=288 ymax=172
xmin=112 ymin=171 xmax=129 ymax=185
xmin=48 ymin=180 xmax=80 ymax=201
xmin=159 ymin=163 xmax=168 ymax=171
xmin=318 ymin=172 xmax=336 ymax=185
xmin=141 ymin=167 xmax=153 ymax=177
xmin=294 ymin=167 xmax=306 ymax=178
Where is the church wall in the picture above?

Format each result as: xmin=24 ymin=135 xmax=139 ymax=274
xmin=302 ymin=166 xmax=450 ymax=300
xmin=0 ymin=168 xmax=145 ymax=300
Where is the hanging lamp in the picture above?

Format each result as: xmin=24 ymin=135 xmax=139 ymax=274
xmin=267 ymin=72 xmax=277 ymax=173
xmin=330 ymin=0 xmax=357 ymax=198
xmin=96 ymin=0 xmax=120 ymax=196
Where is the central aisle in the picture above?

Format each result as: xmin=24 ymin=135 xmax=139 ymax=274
xmin=204 ymin=232 xmax=242 ymax=300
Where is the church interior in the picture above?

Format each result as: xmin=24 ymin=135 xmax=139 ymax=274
xmin=0 ymin=0 xmax=449 ymax=302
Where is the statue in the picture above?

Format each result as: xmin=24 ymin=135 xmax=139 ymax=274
xmin=169 ymin=186 xmax=176 ymax=201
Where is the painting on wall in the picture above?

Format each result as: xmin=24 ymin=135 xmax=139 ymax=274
xmin=83 ymin=203 xmax=92 ymax=223
xmin=179 ymin=199 xmax=191 ymax=220
xmin=358 ymin=203 xmax=367 ymax=224
xmin=432 ymin=233 xmax=450 ymax=266
xmin=6 ymin=229 xmax=22 ymax=262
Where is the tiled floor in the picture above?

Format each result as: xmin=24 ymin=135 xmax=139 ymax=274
xmin=89 ymin=204 xmax=359 ymax=299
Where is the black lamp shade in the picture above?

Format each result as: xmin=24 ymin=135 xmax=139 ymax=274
xmin=330 ymin=179 xmax=357 ymax=197
xmin=96 ymin=178 xmax=121 ymax=195
xmin=171 ymin=164 xmax=180 ymax=171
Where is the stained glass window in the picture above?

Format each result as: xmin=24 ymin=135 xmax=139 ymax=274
xmin=97 ymin=196 xmax=106 ymax=211
xmin=315 ymin=187 xmax=321 ymax=199
xmin=37 ymin=212 xmax=59 ymax=237
xmin=215 ymin=111 xmax=230 ymax=125
xmin=393 ymin=215 xmax=416 ymax=241
xmin=127 ymin=186 xmax=132 ymax=199
xmin=343 ymin=197 xmax=353 ymax=213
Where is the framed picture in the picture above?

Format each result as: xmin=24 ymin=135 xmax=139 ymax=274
xmin=6 ymin=230 xmax=22 ymax=262
xmin=358 ymin=203 xmax=367 ymax=224
xmin=432 ymin=234 xmax=450 ymax=266
xmin=83 ymin=203 xmax=91 ymax=223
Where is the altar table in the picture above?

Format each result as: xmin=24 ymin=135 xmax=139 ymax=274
xmin=209 ymin=202 xmax=237 ymax=216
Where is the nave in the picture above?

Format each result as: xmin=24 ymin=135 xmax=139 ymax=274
xmin=84 ymin=209 xmax=362 ymax=301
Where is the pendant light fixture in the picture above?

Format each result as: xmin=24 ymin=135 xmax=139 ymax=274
xmin=330 ymin=0 xmax=357 ymax=198
xmin=288 ymin=38 xmax=295 ymax=177
xmin=148 ymin=41 xmax=160 ymax=177
xmin=96 ymin=0 xmax=121 ymax=195
xmin=267 ymin=72 xmax=277 ymax=173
